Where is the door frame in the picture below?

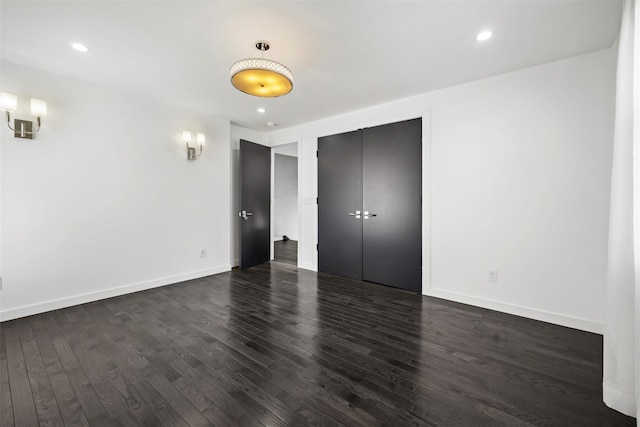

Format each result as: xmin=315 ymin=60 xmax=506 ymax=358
xmin=270 ymin=138 xmax=302 ymax=265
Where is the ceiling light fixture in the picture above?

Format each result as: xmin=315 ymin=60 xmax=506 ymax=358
xmin=257 ymin=107 xmax=266 ymax=113
xmin=71 ymin=43 xmax=89 ymax=52
xmin=475 ymin=31 xmax=493 ymax=42
xmin=230 ymin=41 xmax=293 ymax=98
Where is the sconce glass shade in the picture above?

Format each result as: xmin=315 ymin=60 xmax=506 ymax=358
xmin=183 ymin=130 xmax=203 ymax=160
xmin=30 ymin=99 xmax=47 ymax=117
xmin=0 ymin=92 xmax=18 ymax=113
xmin=182 ymin=131 xmax=192 ymax=143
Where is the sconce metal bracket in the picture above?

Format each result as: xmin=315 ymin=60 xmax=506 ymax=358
xmin=14 ymin=119 xmax=34 ymax=139
xmin=187 ymin=146 xmax=197 ymax=160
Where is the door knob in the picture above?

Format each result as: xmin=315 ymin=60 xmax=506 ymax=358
xmin=239 ymin=210 xmax=253 ymax=220
xmin=348 ymin=210 xmax=361 ymax=219
xmin=363 ymin=211 xmax=377 ymax=219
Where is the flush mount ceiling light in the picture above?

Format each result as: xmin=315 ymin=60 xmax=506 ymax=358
xmin=230 ymin=41 xmax=293 ymax=97
xmin=475 ymin=30 xmax=493 ymax=41
xmin=71 ymin=43 xmax=89 ymax=52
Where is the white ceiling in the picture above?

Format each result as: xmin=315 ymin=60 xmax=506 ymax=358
xmin=0 ymin=1 xmax=623 ymax=132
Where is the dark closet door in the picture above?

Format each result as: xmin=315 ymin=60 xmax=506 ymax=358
xmin=240 ymin=139 xmax=271 ymax=269
xmin=363 ymin=118 xmax=422 ymax=292
xmin=318 ymin=130 xmax=363 ymax=280
xmin=318 ymin=118 xmax=422 ymax=292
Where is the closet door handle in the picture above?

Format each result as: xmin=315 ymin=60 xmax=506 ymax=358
xmin=348 ymin=210 xmax=361 ymax=218
xmin=363 ymin=211 xmax=377 ymax=219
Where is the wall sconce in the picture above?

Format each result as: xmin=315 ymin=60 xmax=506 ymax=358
xmin=183 ymin=131 xmax=205 ymax=160
xmin=0 ymin=92 xmax=47 ymax=139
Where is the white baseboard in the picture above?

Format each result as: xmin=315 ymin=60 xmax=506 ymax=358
xmin=423 ymin=287 xmax=603 ymax=334
xmin=298 ymin=262 xmax=317 ymax=272
xmin=2 ymin=267 xmax=602 ymax=336
xmin=0 ymin=265 xmax=231 ymax=322
xmin=231 ymin=259 xmax=240 ymax=268
xmin=603 ymin=382 xmax=637 ymax=418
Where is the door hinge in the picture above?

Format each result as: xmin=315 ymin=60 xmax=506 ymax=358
xmin=316 ymin=197 xmax=319 ymax=204
xmin=316 ymin=243 xmax=318 ymax=251
xmin=316 ymin=150 xmax=319 ymax=158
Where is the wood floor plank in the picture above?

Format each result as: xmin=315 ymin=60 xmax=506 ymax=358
xmin=3 ymin=322 xmax=39 ymax=426
xmin=145 ymin=370 xmax=212 ymax=427
xmin=44 ymin=315 xmax=108 ymax=423
xmin=1 ymin=262 xmax=636 ymax=426
xmin=159 ymin=306 xmax=333 ymax=420
xmin=77 ymin=335 xmax=159 ymax=426
xmin=65 ymin=367 xmax=108 ymax=422
xmin=16 ymin=321 xmax=65 ymax=427
xmin=274 ymin=240 xmax=297 ymax=265
xmin=34 ymin=310 xmax=102 ymax=426
xmin=171 ymin=376 xmax=212 ymax=412
xmin=133 ymin=379 xmax=190 ymax=427
xmin=62 ymin=334 xmax=140 ymax=426
xmin=0 ymin=324 xmax=15 ymax=427
xmin=46 ymin=370 xmax=90 ymax=427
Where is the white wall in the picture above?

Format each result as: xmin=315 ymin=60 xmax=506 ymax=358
xmin=274 ymin=153 xmax=298 ymax=241
xmin=0 ymin=60 xmax=232 ymax=321
xmin=2 ymin=48 xmax=616 ymax=333
xmin=262 ymin=48 xmax=616 ymax=333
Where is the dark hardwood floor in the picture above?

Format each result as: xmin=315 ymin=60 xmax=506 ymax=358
xmin=0 ymin=262 xmax=635 ymax=426
xmin=274 ymin=240 xmax=297 ymax=265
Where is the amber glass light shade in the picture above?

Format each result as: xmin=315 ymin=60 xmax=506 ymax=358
xmin=230 ymin=58 xmax=293 ymax=97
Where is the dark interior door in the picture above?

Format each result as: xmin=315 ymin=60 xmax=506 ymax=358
xmin=363 ymin=118 xmax=422 ymax=292
xmin=240 ymin=139 xmax=271 ymax=269
xmin=317 ymin=118 xmax=422 ymax=292
xmin=318 ymin=130 xmax=363 ymax=280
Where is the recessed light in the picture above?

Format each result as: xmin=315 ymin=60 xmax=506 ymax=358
xmin=475 ymin=31 xmax=493 ymax=42
xmin=266 ymin=121 xmax=277 ymax=127
xmin=71 ymin=43 xmax=89 ymax=52
xmin=257 ymin=107 xmax=266 ymax=113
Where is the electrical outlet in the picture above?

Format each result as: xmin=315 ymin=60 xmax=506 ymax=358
xmin=200 ymin=248 xmax=207 ymax=258
xmin=488 ymin=269 xmax=498 ymax=283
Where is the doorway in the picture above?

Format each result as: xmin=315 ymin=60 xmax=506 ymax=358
xmin=272 ymin=142 xmax=298 ymax=265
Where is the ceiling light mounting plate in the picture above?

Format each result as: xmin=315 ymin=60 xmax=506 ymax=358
xmin=255 ymin=41 xmax=270 ymax=52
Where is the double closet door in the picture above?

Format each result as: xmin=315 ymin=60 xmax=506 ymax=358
xmin=318 ymin=118 xmax=422 ymax=292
